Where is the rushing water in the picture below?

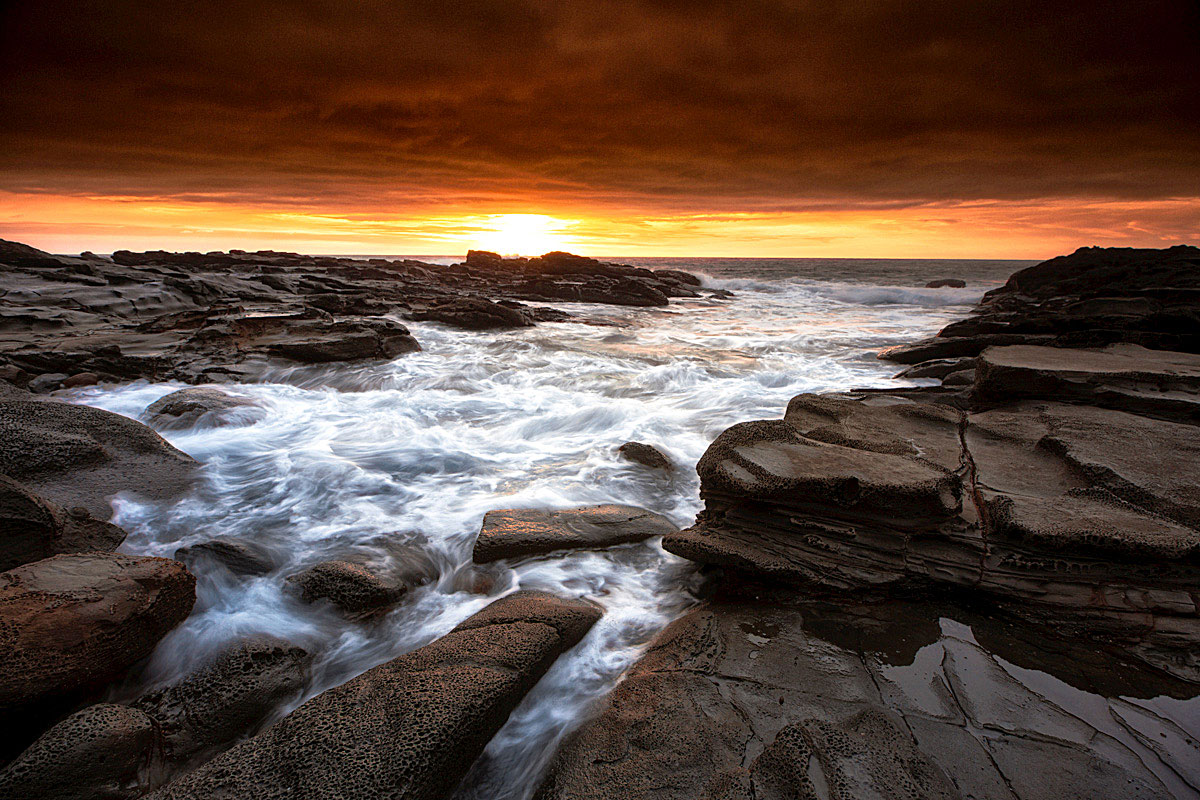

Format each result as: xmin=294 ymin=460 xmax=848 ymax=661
xmin=70 ymin=259 xmax=1026 ymax=797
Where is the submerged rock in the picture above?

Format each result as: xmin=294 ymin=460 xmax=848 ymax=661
xmin=0 ymin=703 xmax=163 ymax=800
xmin=473 ymin=504 xmax=678 ymax=563
xmin=286 ymin=559 xmax=408 ymax=615
xmin=149 ymin=591 xmax=602 ymax=800
xmin=143 ymin=387 xmax=261 ymax=430
xmin=174 ymin=537 xmax=276 ymax=576
xmin=617 ymin=441 xmax=673 ymax=470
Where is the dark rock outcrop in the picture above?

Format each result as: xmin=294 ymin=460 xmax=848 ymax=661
xmin=0 ymin=239 xmax=706 ymax=385
xmin=0 ymin=703 xmax=164 ymax=800
xmin=410 ymin=297 xmax=533 ymax=329
xmin=536 ymin=594 xmax=1186 ymax=800
xmin=0 ymin=398 xmax=196 ymax=519
xmin=143 ymin=387 xmax=261 ymax=430
xmin=925 ymin=278 xmax=966 ymax=288
xmin=473 ymin=504 xmax=678 ymax=563
xmin=617 ymin=441 xmax=673 ymax=470
xmin=148 ymin=591 xmax=601 ymax=800
xmin=0 ymin=553 xmax=196 ymax=755
xmin=663 ymin=392 xmax=1200 ymax=680
xmin=286 ymin=559 xmax=409 ymax=615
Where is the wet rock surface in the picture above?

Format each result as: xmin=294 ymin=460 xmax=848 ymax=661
xmin=617 ymin=441 xmax=674 ymax=470
xmin=0 ymin=398 xmax=196 ymax=519
xmin=0 ymin=473 xmax=126 ymax=571
xmin=142 ymin=387 xmax=262 ymax=430
xmin=149 ymin=591 xmax=602 ymax=800
xmin=537 ymin=592 xmax=1195 ymax=800
xmin=0 ymin=238 xmax=709 ymax=385
xmin=473 ymin=504 xmax=679 ymax=563
xmin=0 ymin=552 xmax=196 ymax=756
xmin=174 ymin=537 xmax=276 ymax=576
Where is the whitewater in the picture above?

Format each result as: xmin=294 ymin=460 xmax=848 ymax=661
xmin=68 ymin=260 xmax=1021 ymax=799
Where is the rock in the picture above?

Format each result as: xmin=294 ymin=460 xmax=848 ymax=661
xmin=143 ymin=387 xmax=261 ymax=430
xmin=878 ymin=332 xmax=1052 ymax=364
xmin=286 ymin=559 xmax=407 ymax=615
xmin=654 ymin=269 xmax=703 ymax=287
xmin=536 ymin=593 xmax=1183 ymax=800
xmin=133 ymin=637 xmax=310 ymax=766
xmin=925 ymin=278 xmax=966 ymax=288
xmin=410 ymin=297 xmax=533 ymax=329
xmin=0 ymin=399 xmax=196 ymax=519
xmin=27 ymin=372 xmax=67 ymax=393
xmin=893 ymin=356 xmax=976 ymax=380
xmin=0 ymin=553 xmax=196 ymax=755
xmin=617 ymin=441 xmax=673 ymax=470
xmin=663 ymin=393 xmax=1200 ymax=680
xmin=61 ymin=372 xmax=100 ymax=388
xmin=0 ymin=475 xmax=126 ymax=571
xmin=989 ymin=244 xmax=1200 ymax=301
xmin=940 ymin=367 xmax=975 ymax=386
xmin=265 ymin=319 xmax=421 ymax=363
xmin=0 ymin=703 xmax=164 ymax=800
xmin=174 ymin=538 xmax=275 ymax=576
xmin=973 ymin=343 xmax=1200 ymax=422
xmin=473 ymin=504 xmax=678 ymax=563
xmin=148 ymin=591 xmax=602 ymax=800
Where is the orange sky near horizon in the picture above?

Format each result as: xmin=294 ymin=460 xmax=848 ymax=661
xmin=3 ymin=191 xmax=1198 ymax=260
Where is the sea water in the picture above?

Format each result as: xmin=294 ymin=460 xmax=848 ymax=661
xmin=71 ymin=258 xmax=1031 ymax=796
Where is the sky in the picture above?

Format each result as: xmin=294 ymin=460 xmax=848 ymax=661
xmin=2 ymin=0 xmax=1198 ymax=258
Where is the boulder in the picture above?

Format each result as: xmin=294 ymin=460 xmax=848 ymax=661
xmin=286 ymin=559 xmax=408 ymax=615
xmin=536 ymin=594 xmax=1182 ymax=800
xmin=148 ymin=591 xmax=602 ymax=800
xmin=473 ymin=504 xmax=678 ymax=563
xmin=132 ymin=636 xmax=310 ymax=766
xmin=973 ymin=343 xmax=1200 ymax=422
xmin=0 ymin=553 xmax=196 ymax=754
xmin=410 ymin=297 xmax=533 ymax=329
xmin=0 ymin=475 xmax=126 ymax=571
xmin=61 ymin=372 xmax=100 ymax=389
xmin=925 ymin=278 xmax=966 ymax=288
xmin=142 ymin=387 xmax=261 ymax=430
xmin=617 ymin=441 xmax=673 ymax=470
xmin=174 ymin=538 xmax=275 ymax=576
xmin=0 ymin=703 xmax=163 ymax=800
xmin=0 ymin=399 xmax=196 ymax=519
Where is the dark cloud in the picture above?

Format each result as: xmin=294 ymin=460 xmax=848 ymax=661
xmin=2 ymin=0 xmax=1198 ymax=211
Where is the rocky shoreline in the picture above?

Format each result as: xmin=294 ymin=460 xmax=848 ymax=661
xmin=1 ymin=241 xmax=1197 ymax=799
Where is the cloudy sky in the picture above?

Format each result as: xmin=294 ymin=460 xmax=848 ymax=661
xmin=2 ymin=0 xmax=1197 ymax=256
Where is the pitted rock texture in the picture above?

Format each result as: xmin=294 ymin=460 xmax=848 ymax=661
xmin=664 ymin=393 xmax=1200 ymax=679
xmin=0 ymin=398 xmax=196 ymax=519
xmin=0 ymin=552 xmax=196 ymax=756
xmin=617 ymin=441 xmax=674 ymax=470
xmin=473 ymin=504 xmax=678 ymax=563
xmin=0 ymin=703 xmax=164 ymax=800
xmin=286 ymin=559 xmax=409 ymax=615
xmin=536 ymin=595 xmax=1191 ymax=800
xmin=0 ymin=239 xmax=707 ymax=385
xmin=133 ymin=636 xmax=311 ymax=766
xmin=148 ymin=590 xmax=602 ymax=800
xmin=0 ymin=473 xmax=126 ymax=570
xmin=142 ymin=386 xmax=262 ymax=430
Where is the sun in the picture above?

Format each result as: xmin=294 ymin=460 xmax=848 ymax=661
xmin=471 ymin=214 xmax=575 ymax=257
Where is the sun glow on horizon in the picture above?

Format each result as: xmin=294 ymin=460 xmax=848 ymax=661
xmin=468 ymin=214 xmax=576 ymax=257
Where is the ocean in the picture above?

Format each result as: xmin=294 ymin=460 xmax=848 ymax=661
xmin=70 ymin=257 xmax=1036 ymax=797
